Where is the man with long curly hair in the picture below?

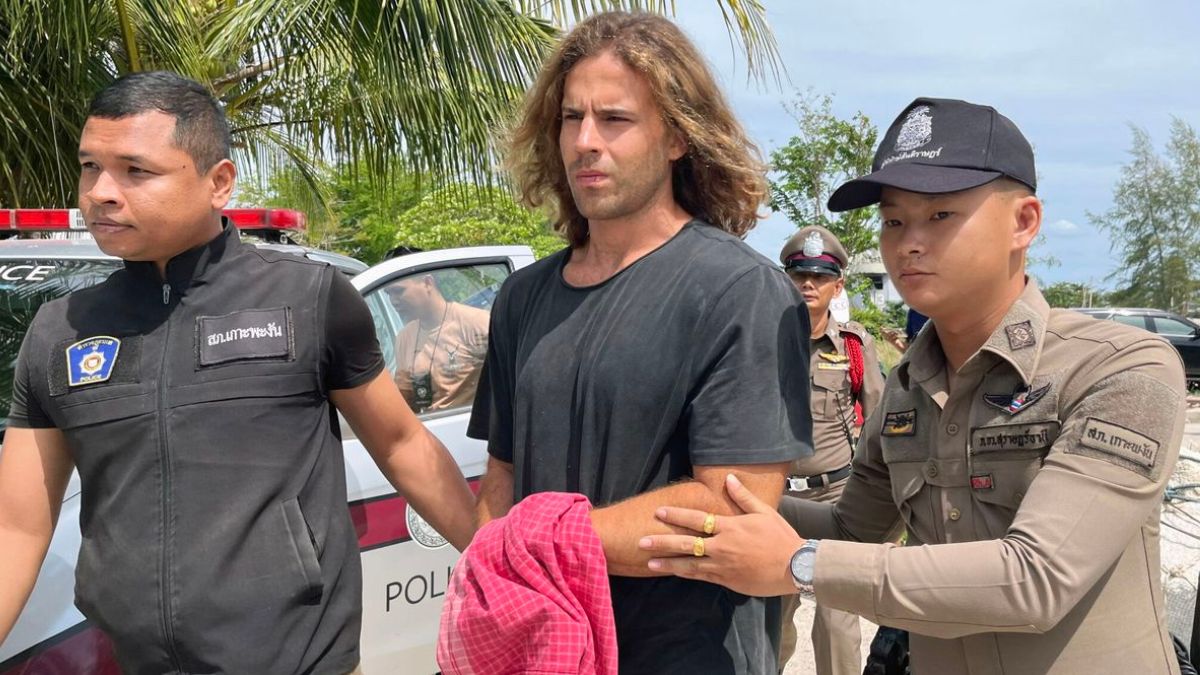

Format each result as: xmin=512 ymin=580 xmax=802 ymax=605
xmin=466 ymin=11 xmax=813 ymax=675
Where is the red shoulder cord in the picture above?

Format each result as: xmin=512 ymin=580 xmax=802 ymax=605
xmin=841 ymin=330 xmax=865 ymax=426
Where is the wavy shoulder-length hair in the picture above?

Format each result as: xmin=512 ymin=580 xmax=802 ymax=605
xmin=507 ymin=11 xmax=768 ymax=248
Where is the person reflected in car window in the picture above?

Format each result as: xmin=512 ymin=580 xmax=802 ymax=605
xmin=388 ymin=274 xmax=489 ymax=413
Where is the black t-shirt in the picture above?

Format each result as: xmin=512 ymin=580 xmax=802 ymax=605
xmin=469 ymin=221 xmax=813 ymax=675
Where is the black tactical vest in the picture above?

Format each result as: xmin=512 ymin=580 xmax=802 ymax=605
xmin=21 ymin=225 xmax=361 ymax=674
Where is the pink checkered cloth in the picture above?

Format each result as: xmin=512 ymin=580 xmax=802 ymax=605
xmin=437 ymin=492 xmax=618 ymax=675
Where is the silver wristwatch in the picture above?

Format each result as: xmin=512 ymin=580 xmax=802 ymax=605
xmin=789 ymin=539 xmax=820 ymax=594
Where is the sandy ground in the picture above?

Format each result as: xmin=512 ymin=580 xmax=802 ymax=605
xmin=781 ymin=401 xmax=1200 ymax=675
xmin=1160 ymin=405 xmax=1200 ymax=644
xmin=781 ymin=602 xmax=876 ymax=675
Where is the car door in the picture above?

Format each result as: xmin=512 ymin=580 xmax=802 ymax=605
xmin=342 ymin=246 xmax=535 ymax=673
xmin=1147 ymin=314 xmax=1200 ymax=382
xmin=1110 ymin=313 xmax=1149 ymax=331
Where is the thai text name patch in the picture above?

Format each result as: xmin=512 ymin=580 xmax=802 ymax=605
xmin=971 ymin=422 xmax=1059 ymax=454
xmin=197 ymin=307 xmax=293 ymax=367
xmin=1078 ymin=417 xmax=1160 ymax=477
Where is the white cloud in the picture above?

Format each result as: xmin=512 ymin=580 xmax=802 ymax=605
xmin=672 ymin=0 xmax=1196 ymax=292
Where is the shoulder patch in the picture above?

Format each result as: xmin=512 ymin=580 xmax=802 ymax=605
xmin=839 ymin=321 xmax=868 ymax=337
xmin=1074 ymin=417 xmax=1160 ymax=478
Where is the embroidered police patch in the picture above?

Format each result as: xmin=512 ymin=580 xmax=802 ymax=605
xmin=970 ymin=422 xmax=1059 ymax=455
xmin=983 ymin=383 xmax=1051 ymax=415
xmin=66 ymin=336 xmax=121 ymax=387
xmin=197 ymin=307 xmax=293 ymax=367
xmin=1004 ymin=320 xmax=1036 ymax=351
xmin=1075 ymin=417 xmax=1160 ymax=478
xmin=882 ymin=409 xmax=917 ymax=436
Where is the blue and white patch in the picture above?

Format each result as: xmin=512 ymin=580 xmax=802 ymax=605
xmin=66 ymin=336 xmax=121 ymax=387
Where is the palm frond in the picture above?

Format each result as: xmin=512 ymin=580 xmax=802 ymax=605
xmin=0 ymin=0 xmax=782 ymax=208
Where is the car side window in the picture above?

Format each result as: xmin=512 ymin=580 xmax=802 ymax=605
xmin=1112 ymin=314 xmax=1148 ymax=330
xmin=365 ymin=263 xmax=508 ymax=416
xmin=1150 ymin=316 xmax=1197 ymax=336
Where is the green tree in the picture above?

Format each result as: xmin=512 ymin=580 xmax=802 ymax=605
xmin=394 ymin=185 xmax=563 ymax=259
xmin=0 ymin=0 xmax=782 ymax=208
xmin=1041 ymin=281 xmax=1093 ymax=308
xmin=767 ymin=92 xmax=879 ymax=257
xmin=1089 ymin=119 xmax=1200 ymax=313
xmin=241 ymin=164 xmax=561 ymax=263
xmin=768 ymin=92 xmax=895 ymax=337
xmin=239 ymin=161 xmax=428 ymax=264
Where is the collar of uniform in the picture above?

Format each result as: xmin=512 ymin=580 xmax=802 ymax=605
xmin=125 ymin=219 xmax=239 ymax=292
xmin=814 ymin=312 xmax=842 ymax=347
xmin=894 ymin=280 xmax=1049 ymax=390
xmin=894 ymin=319 xmax=940 ymax=391
xmin=974 ymin=279 xmax=1050 ymax=386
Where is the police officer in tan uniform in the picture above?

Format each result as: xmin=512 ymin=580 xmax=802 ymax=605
xmin=778 ymin=226 xmax=883 ymax=674
xmin=389 ymin=274 xmax=489 ymax=412
xmin=638 ymin=97 xmax=1187 ymax=675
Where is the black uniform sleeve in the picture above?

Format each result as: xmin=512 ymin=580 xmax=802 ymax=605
xmin=7 ymin=326 xmax=55 ymax=428
xmin=466 ymin=282 xmax=514 ymax=463
xmin=322 ymin=270 xmax=385 ymax=391
xmin=686 ymin=265 xmax=813 ymax=465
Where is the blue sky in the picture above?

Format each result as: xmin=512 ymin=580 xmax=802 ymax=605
xmin=674 ymin=0 xmax=1200 ymax=289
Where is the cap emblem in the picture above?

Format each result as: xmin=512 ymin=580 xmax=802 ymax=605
xmin=802 ymin=231 xmax=824 ymax=258
xmin=895 ymin=105 xmax=933 ymax=152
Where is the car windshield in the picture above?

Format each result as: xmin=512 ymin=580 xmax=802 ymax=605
xmin=0 ymin=259 xmax=121 ymax=436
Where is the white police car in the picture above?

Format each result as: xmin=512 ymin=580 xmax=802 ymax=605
xmin=0 ymin=208 xmax=535 ymax=673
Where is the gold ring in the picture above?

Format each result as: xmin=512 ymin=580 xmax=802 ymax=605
xmin=692 ymin=536 xmax=706 ymax=557
xmin=703 ymin=512 xmax=716 ymax=535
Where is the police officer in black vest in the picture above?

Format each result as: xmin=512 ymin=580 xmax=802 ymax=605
xmin=0 ymin=72 xmax=476 ymax=674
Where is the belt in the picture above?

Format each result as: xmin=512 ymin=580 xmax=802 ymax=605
xmin=787 ymin=464 xmax=852 ymax=492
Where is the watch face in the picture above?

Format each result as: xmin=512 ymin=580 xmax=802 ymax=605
xmin=790 ymin=544 xmax=817 ymax=585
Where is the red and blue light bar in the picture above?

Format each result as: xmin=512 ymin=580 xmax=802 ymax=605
xmin=220 ymin=208 xmax=307 ymax=231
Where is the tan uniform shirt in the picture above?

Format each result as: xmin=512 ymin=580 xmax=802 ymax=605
xmin=394 ymin=301 xmax=489 ymax=412
xmin=781 ymin=282 xmax=1186 ymax=675
xmin=793 ymin=318 xmax=885 ymax=477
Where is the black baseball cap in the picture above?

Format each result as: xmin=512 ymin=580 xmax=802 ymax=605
xmin=827 ymin=97 xmax=1036 ymax=212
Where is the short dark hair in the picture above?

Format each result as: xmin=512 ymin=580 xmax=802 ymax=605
xmin=87 ymin=71 xmax=232 ymax=172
